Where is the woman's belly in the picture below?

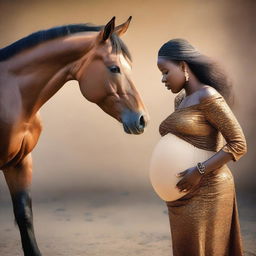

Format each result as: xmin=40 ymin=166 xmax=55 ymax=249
xmin=149 ymin=133 xmax=215 ymax=202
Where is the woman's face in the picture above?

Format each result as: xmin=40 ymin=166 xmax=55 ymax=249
xmin=157 ymin=57 xmax=185 ymax=93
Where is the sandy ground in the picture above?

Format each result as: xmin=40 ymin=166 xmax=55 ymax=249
xmin=0 ymin=191 xmax=255 ymax=256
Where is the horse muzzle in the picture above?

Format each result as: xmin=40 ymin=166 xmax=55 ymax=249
xmin=121 ymin=109 xmax=147 ymax=135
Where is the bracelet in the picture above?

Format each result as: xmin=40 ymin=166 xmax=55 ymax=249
xmin=196 ymin=162 xmax=206 ymax=175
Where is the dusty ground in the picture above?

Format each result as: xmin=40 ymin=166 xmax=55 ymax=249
xmin=0 ymin=190 xmax=255 ymax=256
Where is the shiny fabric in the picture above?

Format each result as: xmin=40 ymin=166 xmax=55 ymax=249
xmin=159 ymin=90 xmax=247 ymax=256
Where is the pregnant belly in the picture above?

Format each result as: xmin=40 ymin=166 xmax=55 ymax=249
xmin=149 ymin=133 xmax=215 ymax=202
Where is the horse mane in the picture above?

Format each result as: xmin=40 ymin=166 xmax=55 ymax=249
xmin=0 ymin=23 xmax=132 ymax=62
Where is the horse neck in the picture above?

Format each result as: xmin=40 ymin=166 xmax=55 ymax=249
xmin=6 ymin=32 xmax=96 ymax=117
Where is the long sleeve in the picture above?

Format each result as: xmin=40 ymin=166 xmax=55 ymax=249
xmin=199 ymin=94 xmax=247 ymax=161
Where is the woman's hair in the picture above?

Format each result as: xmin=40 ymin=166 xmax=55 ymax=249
xmin=158 ymin=39 xmax=234 ymax=107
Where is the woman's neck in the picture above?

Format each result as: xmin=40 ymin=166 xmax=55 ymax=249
xmin=183 ymin=71 xmax=204 ymax=96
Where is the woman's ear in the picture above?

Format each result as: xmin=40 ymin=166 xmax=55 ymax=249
xmin=180 ymin=61 xmax=187 ymax=72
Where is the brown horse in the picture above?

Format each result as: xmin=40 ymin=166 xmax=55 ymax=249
xmin=0 ymin=17 xmax=148 ymax=255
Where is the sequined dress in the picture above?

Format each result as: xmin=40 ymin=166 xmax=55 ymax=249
xmin=159 ymin=90 xmax=247 ymax=256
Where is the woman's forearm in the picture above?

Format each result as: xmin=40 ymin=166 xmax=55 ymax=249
xmin=202 ymin=150 xmax=234 ymax=174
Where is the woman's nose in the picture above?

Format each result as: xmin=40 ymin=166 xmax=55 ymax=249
xmin=161 ymin=76 xmax=167 ymax=83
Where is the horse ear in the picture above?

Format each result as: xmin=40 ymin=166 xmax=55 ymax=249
xmin=115 ymin=16 xmax=132 ymax=37
xmin=99 ymin=16 xmax=116 ymax=42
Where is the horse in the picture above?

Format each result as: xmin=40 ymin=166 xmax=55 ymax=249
xmin=0 ymin=16 xmax=148 ymax=256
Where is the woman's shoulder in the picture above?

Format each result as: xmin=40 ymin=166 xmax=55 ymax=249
xmin=174 ymin=86 xmax=224 ymax=110
xmin=198 ymin=85 xmax=222 ymax=103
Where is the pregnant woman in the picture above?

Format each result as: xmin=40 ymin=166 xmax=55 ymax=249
xmin=156 ymin=39 xmax=247 ymax=256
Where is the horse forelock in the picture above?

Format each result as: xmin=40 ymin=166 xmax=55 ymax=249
xmin=110 ymin=33 xmax=132 ymax=62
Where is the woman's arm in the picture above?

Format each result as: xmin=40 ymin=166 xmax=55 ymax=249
xmin=200 ymin=87 xmax=247 ymax=173
xmin=200 ymin=88 xmax=247 ymax=161
xmin=176 ymin=88 xmax=247 ymax=192
xmin=202 ymin=149 xmax=233 ymax=174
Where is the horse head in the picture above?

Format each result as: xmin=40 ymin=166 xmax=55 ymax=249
xmin=74 ymin=17 xmax=149 ymax=134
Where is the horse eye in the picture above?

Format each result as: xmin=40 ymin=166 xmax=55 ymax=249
xmin=109 ymin=65 xmax=121 ymax=74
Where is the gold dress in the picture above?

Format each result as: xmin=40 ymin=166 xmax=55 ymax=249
xmin=159 ymin=90 xmax=247 ymax=256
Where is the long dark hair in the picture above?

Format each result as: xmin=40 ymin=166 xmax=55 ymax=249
xmin=158 ymin=39 xmax=234 ymax=107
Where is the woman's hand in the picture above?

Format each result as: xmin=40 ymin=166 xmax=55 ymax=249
xmin=176 ymin=166 xmax=202 ymax=193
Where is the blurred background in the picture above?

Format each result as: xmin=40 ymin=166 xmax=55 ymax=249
xmin=0 ymin=0 xmax=255 ymax=255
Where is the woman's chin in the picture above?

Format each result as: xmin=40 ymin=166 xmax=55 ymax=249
xmin=170 ymin=88 xmax=178 ymax=93
xmin=172 ymin=88 xmax=183 ymax=94
xmin=166 ymin=86 xmax=173 ymax=91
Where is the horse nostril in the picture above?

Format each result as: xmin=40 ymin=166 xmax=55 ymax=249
xmin=139 ymin=115 xmax=145 ymax=128
xmin=121 ymin=110 xmax=147 ymax=134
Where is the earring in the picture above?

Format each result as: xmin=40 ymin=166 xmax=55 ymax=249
xmin=184 ymin=69 xmax=189 ymax=82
